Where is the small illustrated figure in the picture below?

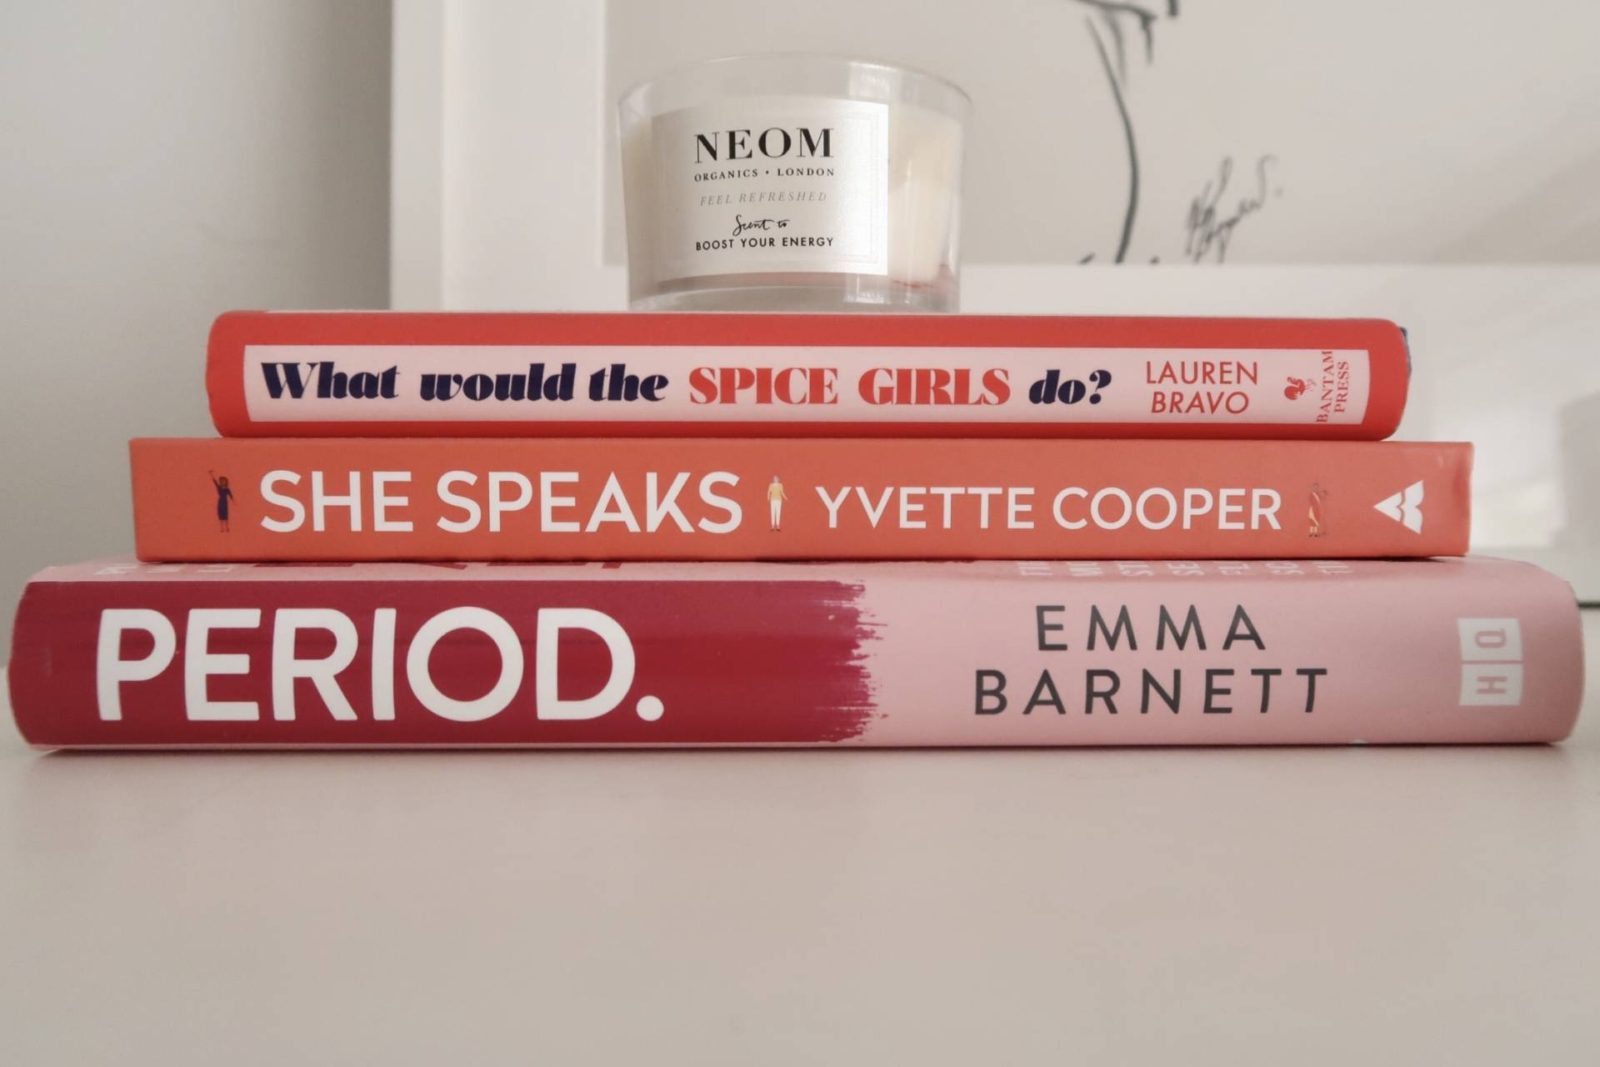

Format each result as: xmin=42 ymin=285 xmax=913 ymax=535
xmin=1308 ymin=482 xmax=1327 ymax=538
xmin=1284 ymin=376 xmax=1310 ymax=400
xmin=209 ymin=470 xmax=235 ymax=533
xmin=767 ymin=475 xmax=788 ymax=532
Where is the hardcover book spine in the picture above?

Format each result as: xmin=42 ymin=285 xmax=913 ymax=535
xmin=207 ymin=311 xmax=1410 ymax=439
xmin=129 ymin=438 xmax=1471 ymax=562
xmin=8 ymin=559 xmax=1581 ymax=749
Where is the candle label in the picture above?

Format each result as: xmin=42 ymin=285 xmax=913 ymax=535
xmin=650 ymin=96 xmax=890 ymax=280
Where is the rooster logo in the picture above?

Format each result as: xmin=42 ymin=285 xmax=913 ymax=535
xmin=1284 ymin=376 xmax=1310 ymax=400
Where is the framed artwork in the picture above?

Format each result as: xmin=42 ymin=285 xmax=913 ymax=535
xmin=392 ymin=0 xmax=1600 ymax=594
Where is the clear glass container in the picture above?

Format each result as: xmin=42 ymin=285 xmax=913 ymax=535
xmin=620 ymin=54 xmax=970 ymax=313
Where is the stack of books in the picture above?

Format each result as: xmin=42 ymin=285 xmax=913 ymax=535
xmin=8 ymin=311 xmax=1584 ymax=747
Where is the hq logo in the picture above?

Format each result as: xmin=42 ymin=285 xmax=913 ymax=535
xmin=1457 ymin=619 xmax=1524 ymax=707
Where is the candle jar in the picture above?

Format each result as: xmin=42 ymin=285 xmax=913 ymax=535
xmin=620 ymin=54 xmax=969 ymax=312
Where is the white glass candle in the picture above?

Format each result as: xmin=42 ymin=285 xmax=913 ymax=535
xmin=620 ymin=55 xmax=969 ymax=312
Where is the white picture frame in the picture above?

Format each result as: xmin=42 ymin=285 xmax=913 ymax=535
xmin=390 ymin=0 xmax=1600 ymax=597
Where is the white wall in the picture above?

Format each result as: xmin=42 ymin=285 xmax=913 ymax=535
xmin=0 ymin=1 xmax=392 ymax=653
xmin=602 ymin=0 xmax=1600 ymax=267
xmin=393 ymin=0 xmax=1600 ymax=595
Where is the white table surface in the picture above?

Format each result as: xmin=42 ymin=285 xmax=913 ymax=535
xmin=2 ymin=614 xmax=1596 ymax=1066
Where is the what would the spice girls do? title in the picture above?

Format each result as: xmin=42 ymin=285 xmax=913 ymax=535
xmin=205 ymin=312 xmax=1411 ymax=439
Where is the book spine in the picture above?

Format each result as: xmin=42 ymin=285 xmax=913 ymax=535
xmin=9 ymin=560 xmax=1581 ymax=748
xmin=130 ymin=438 xmax=1471 ymax=562
xmin=207 ymin=311 xmax=1409 ymax=439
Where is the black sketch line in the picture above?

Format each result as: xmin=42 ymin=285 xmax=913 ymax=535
xmin=1086 ymin=18 xmax=1139 ymax=264
xmin=1097 ymin=9 xmax=1127 ymax=81
xmin=1075 ymin=0 xmax=1168 ymax=63
xmin=1068 ymin=1 xmax=1282 ymax=265
xmin=1069 ymin=1 xmax=1175 ymax=263
xmin=1184 ymin=154 xmax=1279 ymax=263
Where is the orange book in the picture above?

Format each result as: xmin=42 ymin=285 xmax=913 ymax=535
xmin=131 ymin=438 xmax=1469 ymax=561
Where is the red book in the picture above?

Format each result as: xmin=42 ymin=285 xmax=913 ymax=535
xmin=207 ymin=311 xmax=1409 ymax=439
xmin=9 ymin=557 xmax=1581 ymax=749
xmin=130 ymin=438 xmax=1470 ymax=562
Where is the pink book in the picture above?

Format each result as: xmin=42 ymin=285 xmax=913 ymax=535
xmin=8 ymin=556 xmax=1583 ymax=749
